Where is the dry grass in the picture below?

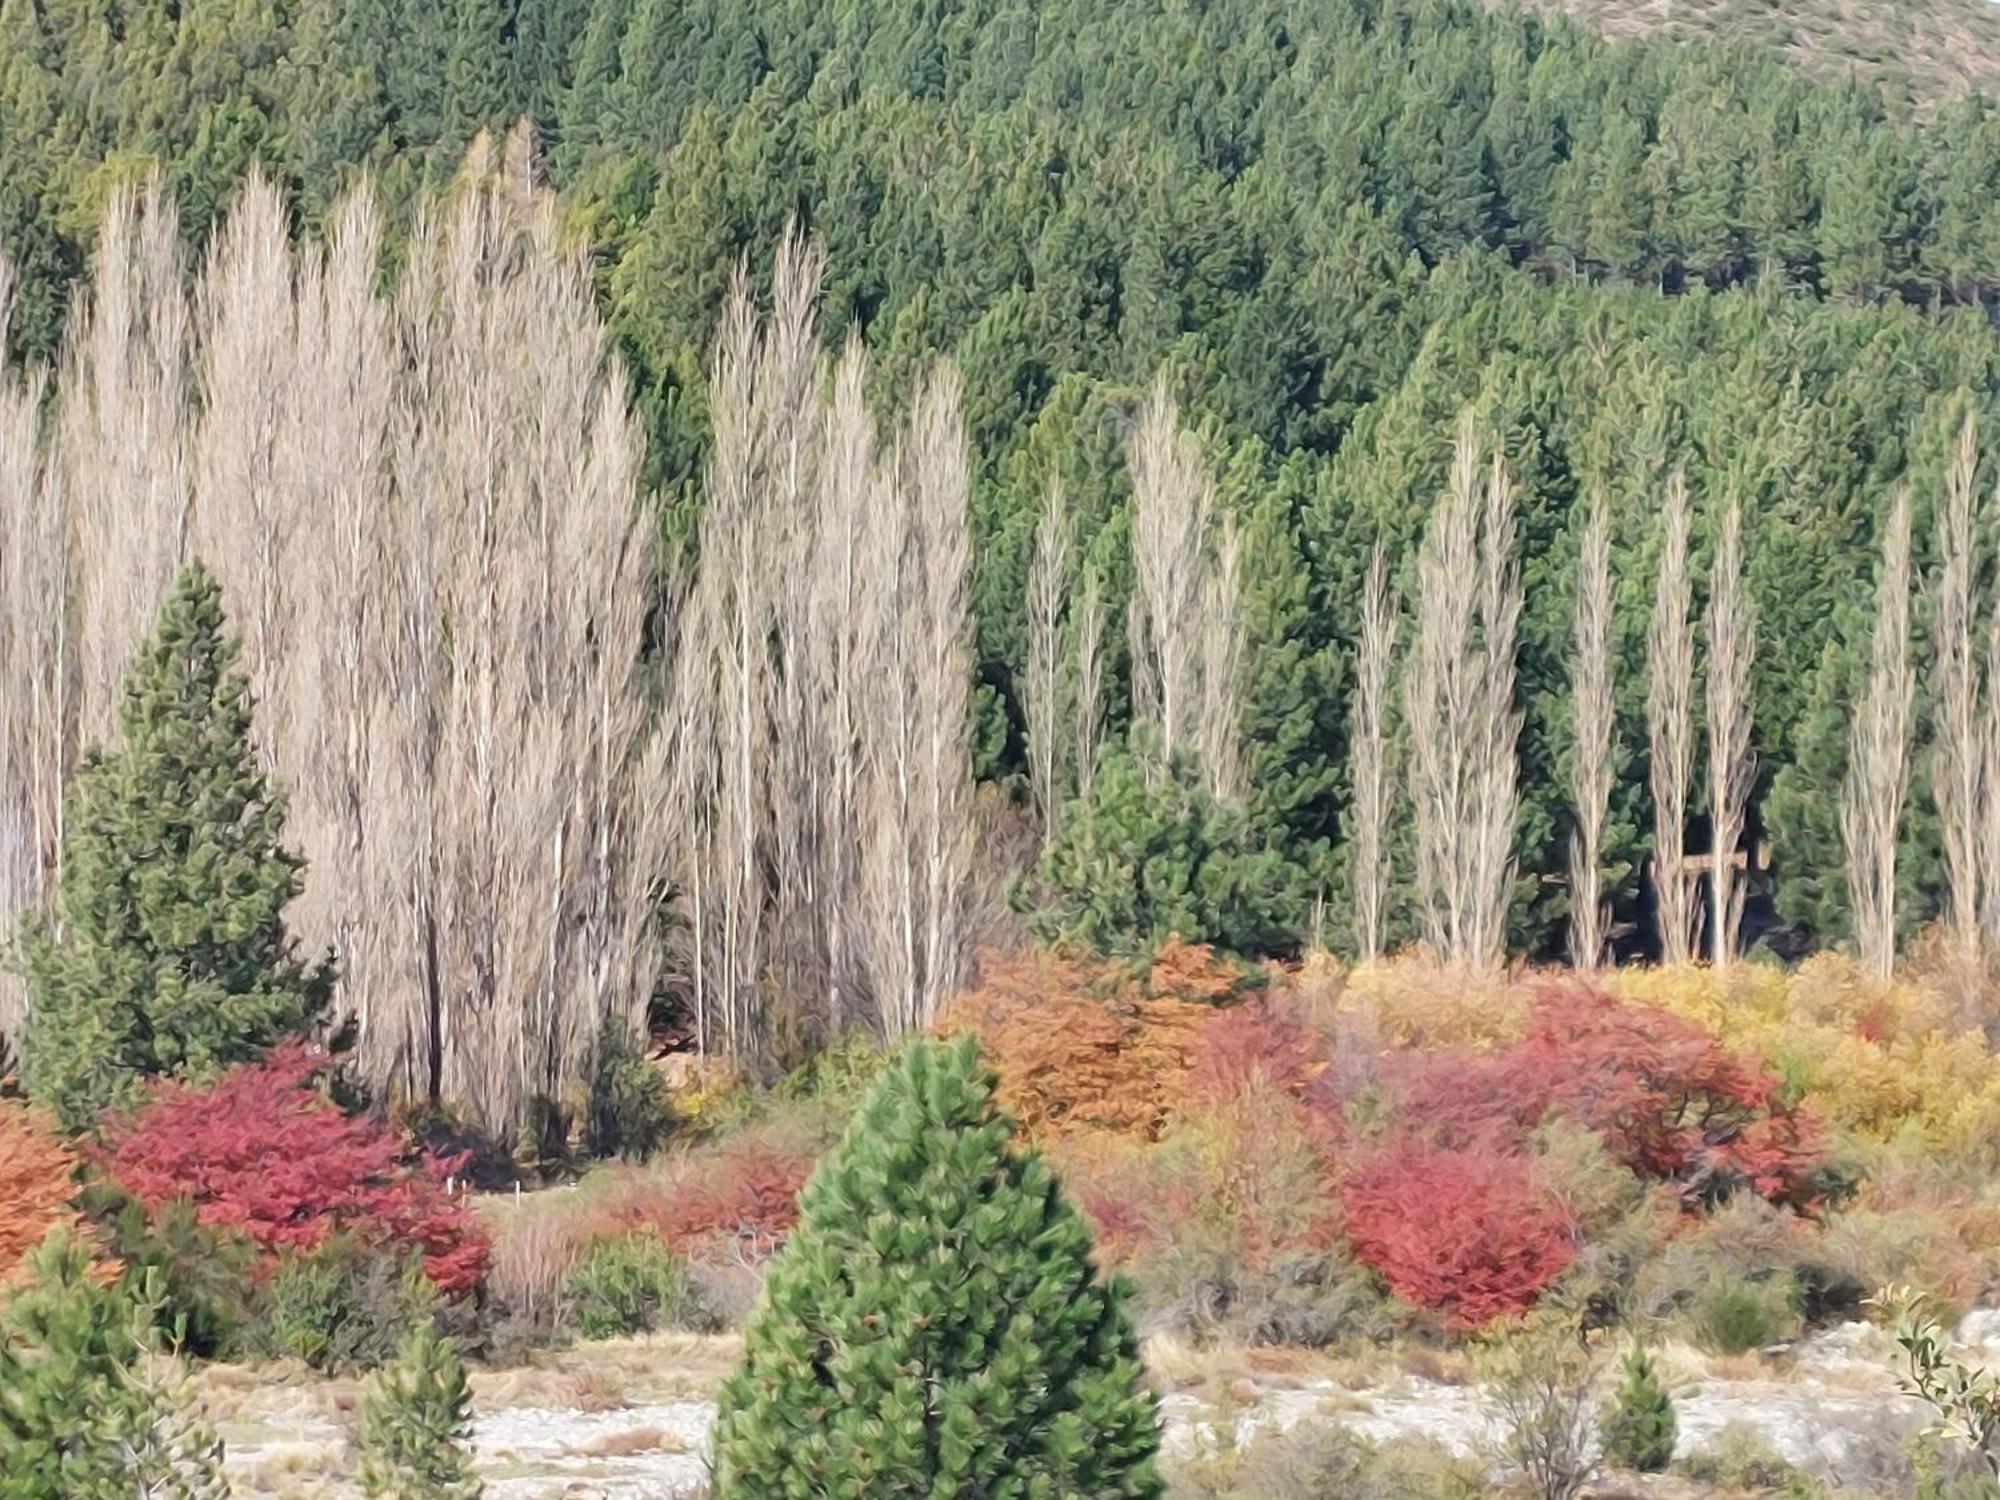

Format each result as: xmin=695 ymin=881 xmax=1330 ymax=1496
xmin=1510 ymin=0 xmax=2000 ymax=110
xmin=561 ymin=1425 xmax=690 ymax=1458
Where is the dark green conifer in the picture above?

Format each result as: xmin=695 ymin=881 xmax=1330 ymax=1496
xmin=1602 ymin=1343 xmax=1678 ymax=1474
xmin=359 ymin=1322 xmax=482 ymax=1500
xmin=19 ymin=562 xmax=332 ymax=1132
xmin=712 ymin=1034 xmax=1162 ymax=1499
xmin=0 ymin=1227 xmax=228 ymax=1499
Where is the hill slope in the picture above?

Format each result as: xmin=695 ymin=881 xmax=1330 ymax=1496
xmin=1526 ymin=0 xmax=2000 ymax=107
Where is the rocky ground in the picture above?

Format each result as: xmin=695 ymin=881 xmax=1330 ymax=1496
xmin=204 ymin=1316 xmax=2000 ymax=1497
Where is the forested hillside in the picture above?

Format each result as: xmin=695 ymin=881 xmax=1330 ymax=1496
xmin=7 ymin=0 xmax=2000 ymax=1005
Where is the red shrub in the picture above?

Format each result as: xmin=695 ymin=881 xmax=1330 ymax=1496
xmin=1183 ymin=999 xmax=1323 ymax=1109
xmin=1339 ymin=1139 xmax=1576 ymax=1330
xmin=1364 ymin=985 xmax=1822 ymax=1211
xmin=1511 ymin=986 xmax=1821 ymax=1209
xmin=606 ymin=1140 xmax=812 ymax=1260
xmin=92 ymin=1043 xmax=488 ymax=1293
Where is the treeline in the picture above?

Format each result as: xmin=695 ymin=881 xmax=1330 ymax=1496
xmin=5 ymin=0 xmax=2000 ymax=1005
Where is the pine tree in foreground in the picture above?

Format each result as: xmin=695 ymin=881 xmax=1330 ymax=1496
xmin=711 ymin=1033 xmax=1162 ymax=1499
xmin=0 ymin=1226 xmax=228 ymax=1499
xmin=18 ymin=561 xmax=333 ymax=1131
xmin=1601 ymin=1343 xmax=1677 ymax=1474
xmin=359 ymin=1321 xmax=483 ymax=1500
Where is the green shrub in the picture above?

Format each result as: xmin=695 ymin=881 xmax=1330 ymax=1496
xmin=359 ymin=1321 xmax=482 ymax=1500
xmin=584 ymin=1017 xmax=673 ymax=1162
xmin=242 ymin=1238 xmax=439 ymax=1371
xmin=1689 ymin=1271 xmax=1801 ymax=1355
xmin=0 ymin=1226 xmax=229 ymax=1498
xmin=712 ymin=1033 xmax=1162 ymax=1497
xmin=1168 ymin=1421 xmax=1482 ymax=1500
xmin=82 ymin=1187 xmax=254 ymax=1360
xmin=1601 ymin=1343 xmax=1677 ymax=1473
xmin=1676 ymin=1427 xmax=1823 ymax=1497
xmin=1022 ymin=748 xmax=1302 ymax=956
xmin=564 ymin=1233 xmax=705 ymax=1338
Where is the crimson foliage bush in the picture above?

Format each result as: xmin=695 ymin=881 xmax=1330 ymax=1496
xmin=1339 ymin=1139 xmax=1577 ymax=1330
xmin=92 ymin=1042 xmax=488 ymax=1294
xmin=1387 ymin=985 xmax=1821 ymax=1210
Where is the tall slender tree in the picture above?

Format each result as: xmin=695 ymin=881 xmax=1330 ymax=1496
xmin=1407 ymin=412 xmax=1519 ymax=971
xmin=1842 ymin=489 xmax=1913 ymax=980
xmin=1568 ymin=489 xmax=1616 ymax=969
xmin=1706 ymin=496 xmax=1757 ymax=969
xmin=1935 ymin=414 xmax=1984 ymax=971
xmin=1352 ymin=543 xmax=1397 ymax=963
xmin=1647 ymin=470 xmax=1698 ymax=965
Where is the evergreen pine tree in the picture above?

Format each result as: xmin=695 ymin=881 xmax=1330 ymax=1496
xmin=18 ymin=561 xmax=333 ymax=1132
xmin=359 ymin=1321 xmax=483 ymax=1500
xmin=1601 ymin=1343 xmax=1677 ymax=1474
xmin=712 ymin=1033 xmax=1162 ymax=1499
xmin=0 ymin=1227 xmax=228 ymax=1500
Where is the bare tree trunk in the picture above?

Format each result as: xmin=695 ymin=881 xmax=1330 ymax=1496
xmin=1025 ymin=481 xmax=1072 ymax=849
xmin=1936 ymin=414 xmax=1984 ymax=971
xmin=1647 ymin=469 xmax=1698 ymax=965
xmin=1352 ymin=543 xmax=1397 ymax=963
xmin=1568 ymin=488 xmax=1615 ymax=970
xmin=1127 ymin=377 xmax=1213 ymax=770
xmin=55 ymin=175 xmax=191 ymax=752
xmin=0 ymin=262 xmax=62 ymax=1039
xmin=1471 ymin=452 xmax=1521 ymax=972
xmin=1200 ymin=513 xmax=1246 ymax=803
xmin=1073 ymin=562 xmax=1106 ymax=805
xmin=1407 ymin=411 xmax=1518 ymax=970
xmin=1842 ymin=488 xmax=1912 ymax=981
xmin=1705 ymin=497 xmax=1756 ymax=970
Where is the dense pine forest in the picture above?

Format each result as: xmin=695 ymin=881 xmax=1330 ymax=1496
xmin=11 ymin=0 xmax=2000 ymax=978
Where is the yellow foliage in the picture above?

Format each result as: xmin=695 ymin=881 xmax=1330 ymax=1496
xmin=1339 ymin=958 xmax=1526 ymax=1049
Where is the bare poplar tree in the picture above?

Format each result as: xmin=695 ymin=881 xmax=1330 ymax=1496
xmin=54 ymin=174 xmax=192 ymax=749
xmin=1025 ymin=480 xmax=1072 ymax=847
xmin=1705 ymin=496 xmax=1757 ymax=969
xmin=1568 ymin=489 xmax=1616 ymax=970
xmin=1407 ymin=411 xmax=1519 ymax=970
xmin=1200 ymin=512 xmax=1247 ymax=802
xmin=1647 ymin=469 xmax=1698 ymax=965
xmin=1841 ymin=488 xmax=1913 ymax=980
xmin=670 ymin=238 xmax=975 ymax=1049
xmin=0 ymin=260 xmax=63 ymax=1037
xmin=1470 ymin=451 xmax=1522 ymax=970
xmin=1127 ymin=377 xmax=1214 ymax=768
xmin=1934 ymin=414 xmax=1983 ymax=969
xmin=1352 ymin=543 xmax=1397 ymax=963
xmin=1072 ymin=561 xmax=1106 ymax=805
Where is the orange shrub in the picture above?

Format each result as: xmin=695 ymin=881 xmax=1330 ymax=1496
xmin=0 ymin=1098 xmax=80 ymax=1282
xmin=941 ymin=945 xmax=1237 ymax=1140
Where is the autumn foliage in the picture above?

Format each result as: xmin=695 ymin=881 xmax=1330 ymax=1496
xmin=91 ymin=1043 xmax=488 ymax=1293
xmin=600 ymin=1139 xmax=812 ymax=1259
xmin=1386 ymin=985 xmax=1822 ymax=1209
xmin=941 ymin=941 xmax=1245 ymax=1139
xmin=0 ymin=1099 xmax=80 ymax=1282
xmin=1339 ymin=1140 xmax=1576 ymax=1330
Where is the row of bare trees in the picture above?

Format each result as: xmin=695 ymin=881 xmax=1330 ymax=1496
xmin=0 ymin=136 xmax=980 ymax=1128
xmin=1345 ymin=414 xmax=1771 ymax=974
xmin=0 ymin=136 xmax=665 ymax=1132
xmin=663 ymin=236 xmax=976 ymax=1054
